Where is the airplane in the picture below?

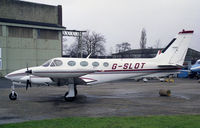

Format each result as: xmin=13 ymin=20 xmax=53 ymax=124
xmin=5 ymin=29 xmax=194 ymax=101
xmin=190 ymin=59 xmax=200 ymax=79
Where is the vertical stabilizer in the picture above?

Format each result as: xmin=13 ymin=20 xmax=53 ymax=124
xmin=155 ymin=30 xmax=193 ymax=66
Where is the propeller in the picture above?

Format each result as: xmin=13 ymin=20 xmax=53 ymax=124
xmin=25 ymin=64 xmax=32 ymax=74
xmin=25 ymin=64 xmax=32 ymax=90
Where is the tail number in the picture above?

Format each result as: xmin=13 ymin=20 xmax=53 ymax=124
xmin=112 ymin=63 xmax=146 ymax=70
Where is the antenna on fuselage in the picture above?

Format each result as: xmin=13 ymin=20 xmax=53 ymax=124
xmin=86 ymin=53 xmax=92 ymax=59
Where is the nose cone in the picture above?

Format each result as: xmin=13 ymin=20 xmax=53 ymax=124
xmin=4 ymin=74 xmax=9 ymax=79
xmin=191 ymin=65 xmax=200 ymax=72
xmin=4 ymin=68 xmax=27 ymax=81
xmin=4 ymin=73 xmax=12 ymax=80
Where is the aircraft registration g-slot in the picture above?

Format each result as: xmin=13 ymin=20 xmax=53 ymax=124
xmin=5 ymin=29 xmax=194 ymax=101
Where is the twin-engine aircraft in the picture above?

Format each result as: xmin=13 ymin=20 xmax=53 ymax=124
xmin=5 ymin=30 xmax=194 ymax=101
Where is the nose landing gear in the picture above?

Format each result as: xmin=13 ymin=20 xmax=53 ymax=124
xmin=9 ymin=91 xmax=18 ymax=100
xmin=9 ymin=84 xmax=18 ymax=100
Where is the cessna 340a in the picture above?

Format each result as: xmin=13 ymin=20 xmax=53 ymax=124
xmin=5 ymin=30 xmax=194 ymax=101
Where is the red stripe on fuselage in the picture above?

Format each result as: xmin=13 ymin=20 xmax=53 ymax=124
xmin=7 ymin=68 xmax=181 ymax=77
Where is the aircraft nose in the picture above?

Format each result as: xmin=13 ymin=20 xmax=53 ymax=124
xmin=4 ymin=72 xmax=14 ymax=80
xmin=191 ymin=66 xmax=198 ymax=72
xmin=4 ymin=74 xmax=10 ymax=79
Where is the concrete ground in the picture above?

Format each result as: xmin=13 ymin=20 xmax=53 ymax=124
xmin=0 ymin=78 xmax=200 ymax=124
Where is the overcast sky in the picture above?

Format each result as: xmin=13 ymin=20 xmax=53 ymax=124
xmin=23 ymin=0 xmax=200 ymax=54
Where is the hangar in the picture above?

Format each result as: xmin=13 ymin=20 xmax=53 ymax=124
xmin=0 ymin=0 xmax=65 ymax=77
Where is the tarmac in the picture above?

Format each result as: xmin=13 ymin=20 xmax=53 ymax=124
xmin=0 ymin=78 xmax=200 ymax=124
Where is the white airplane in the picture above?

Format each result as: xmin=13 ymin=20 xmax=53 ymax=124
xmin=5 ymin=30 xmax=194 ymax=101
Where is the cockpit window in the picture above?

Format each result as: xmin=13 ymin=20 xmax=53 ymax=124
xmin=198 ymin=61 xmax=200 ymax=64
xmin=54 ymin=60 xmax=63 ymax=66
xmin=42 ymin=60 xmax=51 ymax=67
xmin=50 ymin=60 xmax=63 ymax=67
xmin=50 ymin=62 xmax=56 ymax=67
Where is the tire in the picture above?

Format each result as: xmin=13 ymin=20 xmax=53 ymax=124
xmin=9 ymin=92 xmax=17 ymax=100
xmin=64 ymin=88 xmax=77 ymax=101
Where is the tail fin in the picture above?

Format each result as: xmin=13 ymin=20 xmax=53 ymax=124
xmin=155 ymin=30 xmax=193 ymax=66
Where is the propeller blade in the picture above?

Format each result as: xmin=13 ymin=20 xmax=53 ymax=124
xmin=29 ymin=82 xmax=32 ymax=88
xmin=25 ymin=64 xmax=32 ymax=90
xmin=25 ymin=63 xmax=32 ymax=74
xmin=29 ymin=76 xmax=32 ymax=88
xmin=26 ymin=80 xmax=29 ymax=90
xmin=26 ymin=63 xmax=29 ymax=71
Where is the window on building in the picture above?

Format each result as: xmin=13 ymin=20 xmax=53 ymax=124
xmin=38 ymin=29 xmax=58 ymax=40
xmin=0 ymin=48 xmax=2 ymax=70
xmin=8 ymin=26 xmax=33 ymax=38
xmin=0 ymin=25 xmax=2 ymax=36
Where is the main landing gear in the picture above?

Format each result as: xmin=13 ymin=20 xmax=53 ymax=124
xmin=64 ymin=84 xmax=78 ymax=101
xmin=9 ymin=83 xmax=18 ymax=100
xmin=64 ymin=78 xmax=78 ymax=101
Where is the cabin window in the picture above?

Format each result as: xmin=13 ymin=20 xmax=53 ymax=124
xmin=80 ymin=61 xmax=88 ymax=67
xmin=103 ymin=62 xmax=109 ymax=67
xmin=54 ymin=60 xmax=63 ymax=66
xmin=92 ymin=62 xmax=99 ymax=67
xmin=68 ymin=61 xmax=76 ymax=66
xmin=42 ymin=60 xmax=51 ymax=67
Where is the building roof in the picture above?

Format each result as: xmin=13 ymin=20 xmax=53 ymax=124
xmin=0 ymin=18 xmax=66 ymax=30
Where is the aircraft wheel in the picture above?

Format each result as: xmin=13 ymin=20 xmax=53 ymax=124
xmin=64 ymin=89 xmax=77 ymax=102
xmin=64 ymin=88 xmax=78 ymax=97
xmin=64 ymin=96 xmax=76 ymax=102
xmin=64 ymin=92 xmax=76 ymax=101
xmin=9 ymin=92 xmax=17 ymax=100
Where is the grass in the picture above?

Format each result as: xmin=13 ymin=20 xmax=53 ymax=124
xmin=0 ymin=115 xmax=200 ymax=128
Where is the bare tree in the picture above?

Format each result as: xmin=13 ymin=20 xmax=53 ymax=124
xmin=108 ymin=47 xmax=114 ymax=56
xmin=140 ymin=28 xmax=147 ymax=49
xmin=115 ymin=44 xmax=122 ymax=53
xmin=121 ymin=42 xmax=131 ymax=51
xmin=154 ymin=39 xmax=162 ymax=48
xmin=67 ymin=31 xmax=106 ymax=57
xmin=63 ymin=43 xmax=68 ymax=55
xmin=67 ymin=42 xmax=79 ymax=57
xmin=115 ymin=42 xmax=131 ymax=53
xmin=140 ymin=28 xmax=147 ymax=58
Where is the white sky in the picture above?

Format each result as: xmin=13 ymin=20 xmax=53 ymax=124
xmin=23 ymin=0 xmax=200 ymax=54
